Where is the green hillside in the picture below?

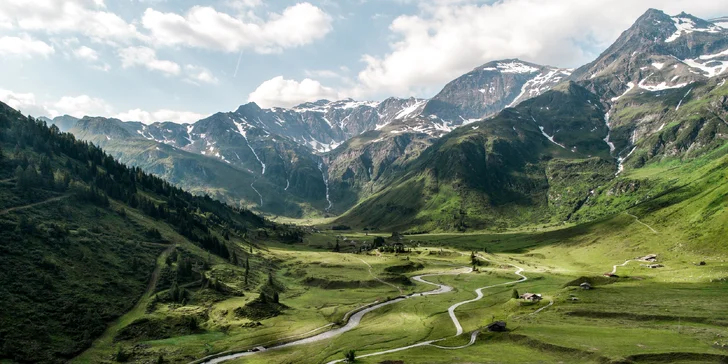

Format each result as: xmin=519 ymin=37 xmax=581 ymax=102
xmin=0 ymin=103 xmax=301 ymax=363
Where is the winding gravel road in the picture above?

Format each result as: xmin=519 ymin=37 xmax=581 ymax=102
xmin=197 ymin=266 xmax=472 ymax=364
xmin=196 ymin=257 xmax=529 ymax=364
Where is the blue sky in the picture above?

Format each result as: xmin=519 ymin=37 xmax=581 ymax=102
xmin=1 ymin=0 xmax=727 ymax=123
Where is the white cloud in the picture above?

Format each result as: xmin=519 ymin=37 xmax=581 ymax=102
xmin=0 ymin=89 xmax=48 ymax=116
xmin=184 ymin=65 xmax=219 ymax=85
xmin=141 ymin=2 xmax=332 ymax=53
xmin=0 ymin=0 xmax=142 ymax=44
xmin=0 ymin=90 xmax=112 ymax=118
xmin=114 ymin=108 xmax=206 ymax=124
xmin=118 ymin=46 xmax=180 ymax=76
xmin=248 ymin=76 xmax=340 ymax=108
xmin=0 ymin=35 xmax=55 ymax=57
xmin=48 ymin=95 xmax=113 ymax=118
xmin=73 ymin=45 xmax=98 ymax=61
xmin=354 ymin=0 xmax=728 ymax=96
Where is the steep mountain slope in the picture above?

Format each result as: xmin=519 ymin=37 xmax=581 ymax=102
xmin=422 ymin=59 xmax=572 ymax=124
xmin=571 ymin=8 xmax=728 ymax=172
xmin=69 ymin=117 xmax=328 ymax=216
xmin=0 ymin=102 xmax=300 ymax=363
xmin=335 ymin=82 xmax=615 ymax=231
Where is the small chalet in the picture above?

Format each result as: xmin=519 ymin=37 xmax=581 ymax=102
xmin=638 ymin=254 xmax=658 ymax=262
xmin=520 ymin=293 xmax=543 ymax=301
xmin=487 ymin=321 xmax=507 ymax=332
xmin=579 ymin=282 xmax=592 ymax=290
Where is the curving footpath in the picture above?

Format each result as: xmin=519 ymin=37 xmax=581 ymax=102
xmin=357 ymin=257 xmax=403 ymax=295
xmin=611 ymin=260 xmax=632 ymax=275
xmin=447 ymin=257 xmax=526 ymax=335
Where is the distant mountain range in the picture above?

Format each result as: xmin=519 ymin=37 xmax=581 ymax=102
xmin=41 ymin=8 xmax=728 ymax=231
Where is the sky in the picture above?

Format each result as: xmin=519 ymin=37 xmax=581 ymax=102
xmin=1 ymin=0 xmax=728 ymax=124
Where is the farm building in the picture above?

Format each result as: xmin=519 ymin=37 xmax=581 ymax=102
xmin=487 ymin=321 xmax=507 ymax=332
xmin=520 ymin=293 xmax=542 ymax=301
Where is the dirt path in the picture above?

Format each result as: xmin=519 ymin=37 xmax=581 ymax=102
xmin=626 ymin=212 xmax=658 ymax=234
xmin=357 ymin=257 xmax=403 ymax=295
xmin=0 ymin=195 xmax=70 ymax=215
xmin=447 ymin=256 xmax=526 ymax=336
xmin=611 ymin=260 xmax=633 ymax=275
xmin=72 ymin=245 xmax=175 ymax=362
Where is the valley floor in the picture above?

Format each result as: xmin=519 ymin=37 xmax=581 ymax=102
xmin=74 ymin=211 xmax=728 ymax=364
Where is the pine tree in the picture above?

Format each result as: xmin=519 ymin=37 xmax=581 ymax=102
xmin=0 ymin=145 xmax=4 ymax=162
xmin=273 ymin=291 xmax=279 ymax=304
xmin=512 ymin=288 xmax=519 ymax=299
xmin=171 ymin=281 xmax=181 ymax=302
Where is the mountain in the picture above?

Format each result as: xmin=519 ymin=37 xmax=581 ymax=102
xmin=333 ymin=9 xmax=728 ymax=231
xmin=64 ymin=58 xmax=566 ymax=217
xmin=321 ymin=59 xmax=573 ymax=213
xmin=69 ymin=117 xmax=324 ymax=217
xmin=38 ymin=115 xmax=80 ymax=132
xmin=0 ymin=102 xmax=300 ymax=363
xmin=421 ymin=59 xmax=573 ymax=124
xmin=570 ymin=8 xmax=728 ymax=171
xmin=335 ymin=82 xmax=615 ymax=231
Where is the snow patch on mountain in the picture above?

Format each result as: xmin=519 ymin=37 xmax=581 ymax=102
xmin=611 ymin=82 xmax=636 ymax=102
xmin=395 ymin=100 xmax=426 ymax=120
xmin=495 ymin=61 xmax=540 ymax=74
xmin=233 ymin=118 xmax=266 ymax=175
xmin=665 ymin=16 xmax=722 ymax=43
xmin=638 ymin=74 xmax=689 ymax=91
xmin=682 ymin=58 xmax=728 ymax=77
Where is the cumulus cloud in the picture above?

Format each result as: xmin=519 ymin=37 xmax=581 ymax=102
xmin=118 ymin=46 xmax=181 ymax=76
xmin=48 ymin=95 xmax=113 ymax=118
xmin=114 ymin=109 xmax=206 ymax=124
xmin=248 ymin=76 xmax=340 ymax=108
xmin=0 ymin=35 xmax=55 ymax=57
xmin=0 ymin=88 xmax=203 ymax=123
xmin=0 ymin=0 xmax=142 ymax=44
xmin=141 ymin=2 xmax=333 ymax=53
xmin=0 ymin=89 xmax=48 ymax=116
xmin=184 ymin=65 xmax=220 ymax=85
xmin=354 ymin=0 xmax=728 ymax=96
xmin=73 ymin=45 xmax=98 ymax=61
xmin=0 ymin=90 xmax=112 ymax=118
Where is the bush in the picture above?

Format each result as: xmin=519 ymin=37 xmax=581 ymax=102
xmin=344 ymin=349 xmax=356 ymax=362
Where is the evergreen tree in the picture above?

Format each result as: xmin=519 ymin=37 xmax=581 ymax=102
xmin=512 ymin=288 xmax=519 ymax=299
xmin=333 ymin=239 xmax=340 ymax=253
xmin=344 ymin=350 xmax=356 ymax=363
xmin=273 ymin=291 xmax=279 ymax=304
xmin=171 ymin=281 xmax=181 ymax=302
xmin=0 ymin=145 xmax=4 ymax=162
